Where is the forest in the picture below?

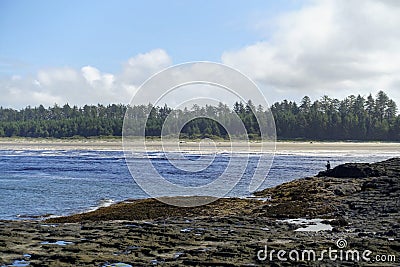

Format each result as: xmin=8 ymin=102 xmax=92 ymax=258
xmin=0 ymin=90 xmax=399 ymax=141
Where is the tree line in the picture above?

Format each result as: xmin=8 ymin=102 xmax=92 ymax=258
xmin=271 ymin=91 xmax=399 ymax=140
xmin=0 ymin=91 xmax=399 ymax=141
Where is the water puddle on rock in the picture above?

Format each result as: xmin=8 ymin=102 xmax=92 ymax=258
xmin=41 ymin=240 xmax=74 ymax=246
xmin=173 ymin=252 xmax=185 ymax=259
xmin=4 ymin=254 xmax=31 ymax=267
xmin=280 ymin=218 xmax=333 ymax=232
xmin=102 ymin=263 xmax=133 ymax=267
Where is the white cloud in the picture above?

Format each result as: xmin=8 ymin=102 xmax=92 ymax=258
xmin=119 ymin=49 xmax=172 ymax=101
xmin=0 ymin=49 xmax=172 ymax=108
xmin=81 ymin=66 xmax=102 ymax=86
xmin=222 ymin=0 xmax=400 ymax=104
xmin=37 ymin=67 xmax=80 ymax=86
xmin=120 ymin=49 xmax=172 ymax=85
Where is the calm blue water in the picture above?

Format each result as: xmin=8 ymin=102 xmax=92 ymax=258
xmin=0 ymin=149 xmax=395 ymax=220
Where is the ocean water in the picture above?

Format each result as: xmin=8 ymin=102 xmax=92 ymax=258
xmin=0 ymin=149 xmax=396 ymax=220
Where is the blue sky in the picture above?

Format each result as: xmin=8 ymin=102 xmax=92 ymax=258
xmin=0 ymin=0 xmax=303 ymax=75
xmin=1 ymin=0 xmax=400 ymax=108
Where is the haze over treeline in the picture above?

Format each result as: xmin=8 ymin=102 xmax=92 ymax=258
xmin=0 ymin=91 xmax=398 ymax=141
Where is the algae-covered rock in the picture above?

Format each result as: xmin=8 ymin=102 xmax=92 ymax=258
xmin=317 ymin=157 xmax=400 ymax=178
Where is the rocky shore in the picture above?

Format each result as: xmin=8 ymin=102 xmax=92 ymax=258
xmin=1 ymin=158 xmax=399 ymax=266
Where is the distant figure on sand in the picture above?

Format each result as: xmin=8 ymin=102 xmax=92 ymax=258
xmin=326 ymin=160 xmax=331 ymax=171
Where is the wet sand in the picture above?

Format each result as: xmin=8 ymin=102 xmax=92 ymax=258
xmin=1 ymin=138 xmax=399 ymax=154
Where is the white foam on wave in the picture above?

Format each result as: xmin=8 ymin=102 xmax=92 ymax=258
xmin=86 ymin=198 xmax=115 ymax=213
xmin=0 ymin=150 xmax=68 ymax=157
xmin=276 ymin=150 xmax=400 ymax=158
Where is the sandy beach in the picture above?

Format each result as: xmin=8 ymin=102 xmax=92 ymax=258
xmin=1 ymin=138 xmax=400 ymax=154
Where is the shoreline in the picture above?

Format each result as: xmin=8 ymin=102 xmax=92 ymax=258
xmin=2 ymin=140 xmax=398 ymax=223
xmin=1 ymin=158 xmax=399 ymax=266
xmin=1 ymin=138 xmax=400 ymax=153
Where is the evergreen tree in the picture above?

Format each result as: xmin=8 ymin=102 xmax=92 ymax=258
xmin=0 ymin=91 xmax=398 ymax=141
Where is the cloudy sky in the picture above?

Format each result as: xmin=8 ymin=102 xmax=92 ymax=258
xmin=1 ymin=0 xmax=400 ymax=108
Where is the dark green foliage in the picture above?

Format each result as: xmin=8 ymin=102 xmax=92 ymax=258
xmin=0 ymin=104 xmax=127 ymax=138
xmin=0 ymin=91 xmax=398 ymax=141
xmin=270 ymin=91 xmax=399 ymax=141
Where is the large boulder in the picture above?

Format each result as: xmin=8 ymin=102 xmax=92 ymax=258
xmin=318 ymin=157 xmax=400 ymax=178
xmin=318 ymin=163 xmax=383 ymax=178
